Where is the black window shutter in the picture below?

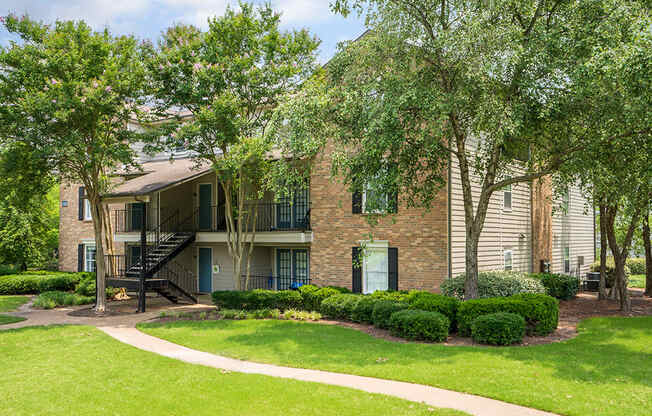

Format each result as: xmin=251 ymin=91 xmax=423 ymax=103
xmin=77 ymin=244 xmax=84 ymax=272
xmin=352 ymin=247 xmax=362 ymax=293
xmin=78 ymin=187 xmax=85 ymax=220
xmin=389 ymin=190 xmax=398 ymax=214
xmin=352 ymin=191 xmax=362 ymax=214
xmin=388 ymin=247 xmax=398 ymax=291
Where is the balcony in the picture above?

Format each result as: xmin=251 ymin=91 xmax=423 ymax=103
xmin=199 ymin=202 xmax=311 ymax=233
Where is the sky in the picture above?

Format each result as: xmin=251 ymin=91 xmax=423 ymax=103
xmin=0 ymin=0 xmax=367 ymax=62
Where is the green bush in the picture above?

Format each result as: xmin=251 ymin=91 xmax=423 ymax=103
xmin=211 ymin=290 xmax=302 ymax=311
xmin=320 ymin=294 xmax=361 ymax=320
xmin=371 ymin=300 xmax=409 ymax=329
xmin=33 ymin=291 xmax=94 ymax=309
xmin=0 ymin=272 xmax=83 ymax=295
xmin=457 ymin=293 xmax=558 ymax=336
xmin=530 ymin=273 xmax=580 ymax=300
xmin=325 ymin=286 xmax=351 ymax=294
xmin=0 ymin=265 xmax=19 ymax=276
xmin=590 ymin=258 xmax=631 ymax=288
xmin=74 ymin=273 xmax=118 ymax=299
xmin=369 ymin=290 xmax=409 ymax=301
xmin=441 ymin=271 xmax=546 ymax=300
xmin=350 ymin=296 xmax=382 ymax=323
xmin=298 ymin=285 xmax=340 ymax=311
xmin=471 ymin=312 xmax=525 ymax=345
xmin=404 ymin=291 xmax=460 ymax=331
xmin=626 ymin=258 xmax=646 ymax=275
xmin=388 ymin=309 xmax=450 ymax=342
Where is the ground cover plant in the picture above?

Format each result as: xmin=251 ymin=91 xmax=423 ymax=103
xmin=0 ymin=325 xmax=464 ymax=416
xmin=32 ymin=291 xmax=94 ymax=309
xmin=140 ymin=316 xmax=652 ymax=416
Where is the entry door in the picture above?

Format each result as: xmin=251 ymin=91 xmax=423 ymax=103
xmin=198 ymin=247 xmax=212 ymax=293
xmin=276 ymin=249 xmax=292 ymax=290
xmin=130 ymin=203 xmax=145 ymax=231
xmin=199 ymin=184 xmax=212 ymax=230
xmin=293 ymin=188 xmax=310 ymax=228
xmin=292 ymin=249 xmax=309 ymax=288
xmin=276 ymin=197 xmax=292 ymax=229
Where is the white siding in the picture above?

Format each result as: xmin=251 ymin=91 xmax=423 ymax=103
xmin=551 ymin=186 xmax=595 ymax=276
xmin=450 ymin=155 xmax=532 ymax=276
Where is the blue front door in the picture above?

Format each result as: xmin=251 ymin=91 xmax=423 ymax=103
xmin=198 ymin=247 xmax=212 ymax=293
xmin=199 ymin=184 xmax=212 ymax=230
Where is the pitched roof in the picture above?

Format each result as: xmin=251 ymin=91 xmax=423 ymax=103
xmin=104 ymin=158 xmax=212 ymax=198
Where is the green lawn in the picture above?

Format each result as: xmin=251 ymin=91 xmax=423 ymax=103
xmin=0 ymin=325 xmax=464 ymax=416
xmin=0 ymin=295 xmax=30 ymax=312
xmin=0 ymin=295 xmax=29 ymax=325
xmin=630 ymin=274 xmax=646 ymax=289
xmin=140 ymin=317 xmax=652 ymax=416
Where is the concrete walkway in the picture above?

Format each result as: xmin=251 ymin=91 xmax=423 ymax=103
xmin=99 ymin=326 xmax=558 ymax=416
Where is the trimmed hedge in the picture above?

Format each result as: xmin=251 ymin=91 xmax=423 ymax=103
xmin=369 ymin=290 xmax=409 ymax=302
xmin=441 ymin=270 xmax=546 ymax=300
xmin=590 ymin=258 xmax=631 ymax=288
xmin=372 ymin=300 xmax=409 ymax=329
xmin=299 ymin=285 xmax=341 ymax=311
xmin=626 ymin=258 xmax=646 ymax=275
xmin=211 ymin=289 xmax=302 ymax=311
xmin=320 ymin=294 xmax=361 ymax=320
xmin=404 ymin=291 xmax=460 ymax=331
xmin=471 ymin=312 xmax=525 ymax=345
xmin=351 ymin=296 xmax=382 ymax=323
xmin=531 ymin=273 xmax=579 ymax=300
xmin=0 ymin=272 xmax=84 ymax=295
xmin=388 ymin=309 xmax=450 ymax=342
xmin=457 ymin=293 xmax=558 ymax=336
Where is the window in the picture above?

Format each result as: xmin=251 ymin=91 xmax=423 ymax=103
xmin=561 ymin=188 xmax=570 ymax=214
xmin=362 ymin=244 xmax=389 ymax=293
xmin=362 ymin=179 xmax=389 ymax=213
xmin=563 ymin=246 xmax=570 ymax=273
xmin=504 ymin=250 xmax=513 ymax=271
xmin=502 ymin=184 xmax=512 ymax=210
xmin=84 ymin=198 xmax=92 ymax=221
xmin=84 ymin=244 xmax=96 ymax=273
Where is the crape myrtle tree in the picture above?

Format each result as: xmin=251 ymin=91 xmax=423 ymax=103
xmin=556 ymin=10 xmax=651 ymax=311
xmin=272 ymin=0 xmax=648 ymax=298
xmin=0 ymin=15 xmax=152 ymax=313
xmin=145 ymin=3 xmax=319 ymax=289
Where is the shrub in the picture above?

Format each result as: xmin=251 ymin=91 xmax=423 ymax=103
xmin=590 ymin=258 xmax=631 ymax=288
xmin=0 ymin=264 xmax=19 ymax=276
xmin=74 ymin=273 xmax=118 ymax=299
xmin=320 ymin=294 xmax=361 ymax=320
xmin=351 ymin=296 xmax=382 ymax=323
xmin=441 ymin=270 xmax=546 ymax=300
xmin=0 ymin=272 xmax=83 ymax=295
xmin=471 ymin=312 xmax=525 ymax=345
xmin=369 ymin=290 xmax=409 ymax=301
xmin=530 ymin=273 xmax=579 ymax=300
xmin=404 ymin=291 xmax=460 ymax=331
xmin=371 ymin=300 xmax=409 ymax=329
xmin=211 ymin=290 xmax=302 ymax=311
xmin=326 ymin=286 xmax=351 ymax=294
xmin=626 ymin=258 xmax=646 ymax=275
xmin=33 ymin=291 xmax=94 ymax=309
xmin=299 ymin=285 xmax=340 ymax=311
xmin=388 ymin=309 xmax=450 ymax=342
xmin=457 ymin=293 xmax=558 ymax=336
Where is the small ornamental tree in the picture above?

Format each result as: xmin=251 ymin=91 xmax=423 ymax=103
xmin=0 ymin=15 xmax=152 ymax=313
xmin=146 ymin=3 xmax=319 ymax=289
xmin=272 ymin=0 xmax=650 ymax=298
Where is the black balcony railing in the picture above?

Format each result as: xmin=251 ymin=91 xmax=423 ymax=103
xmin=204 ymin=202 xmax=310 ymax=232
xmin=114 ymin=207 xmax=174 ymax=233
xmin=240 ymin=274 xmax=311 ymax=291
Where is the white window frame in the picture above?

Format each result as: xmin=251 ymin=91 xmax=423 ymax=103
xmin=84 ymin=244 xmax=96 ymax=273
xmin=504 ymin=249 xmax=513 ymax=271
xmin=83 ymin=198 xmax=92 ymax=221
xmin=361 ymin=241 xmax=389 ymax=294
xmin=362 ymin=182 xmax=389 ymax=214
xmin=561 ymin=188 xmax=570 ymax=215
xmin=563 ymin=246 xmax=571 ymax=273
xmin=502 ymin=184 xmax=512 ymax=211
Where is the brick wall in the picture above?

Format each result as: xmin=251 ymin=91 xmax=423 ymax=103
xmin=58 ymin=182 xmax=124 ymax=272
xmin=309 ymin=144 xmax=449 ymax=292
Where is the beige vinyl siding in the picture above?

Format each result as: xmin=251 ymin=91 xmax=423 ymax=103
xmin=450 ymin=154 xmax=532 ymax=276
xmin=551 ymin=185 xmax=594 ymax=276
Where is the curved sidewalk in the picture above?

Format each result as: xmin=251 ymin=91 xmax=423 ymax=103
xmin=100 ymin=326 xmax=558 ymax=416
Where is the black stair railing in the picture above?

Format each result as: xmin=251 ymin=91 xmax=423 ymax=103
xmin=154 ymin=260 xmax=197 ymax=303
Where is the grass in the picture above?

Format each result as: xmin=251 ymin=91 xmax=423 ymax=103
xmin=0 ymin=295 xmax=30 ymax=312
xmin=630 ymin=274 xmax=646 ymax=289
xmin=0 ymin=325 xmax=465 ymax=416
xmin=140 ymin=316 xmax=652 ymax=416
xmin=0 ymin=295 xmax=29 ymax=325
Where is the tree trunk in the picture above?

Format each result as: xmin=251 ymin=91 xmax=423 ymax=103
xmin=244 ymin=199 xmax=259 ymax=290
xmin=90 ymin=195 xmax=106 ymax=314
xmin=643 ymin=214 xmax=652 ymax=297
xmin=598 ymin=203 xmax=609 ymax=299
xmin=464 ymin=230 xmax=480 ymax=299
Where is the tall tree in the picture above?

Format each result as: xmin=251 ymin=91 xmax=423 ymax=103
xmin=273 ymin=0 xmax=648 ymax=298
xmin=146 ymin=3 xmax=319 ymax=289
xmin=643 ymin=211 xmax=652 ymax=297
xmin=0 ymin=15 xmax=151 ymax=313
